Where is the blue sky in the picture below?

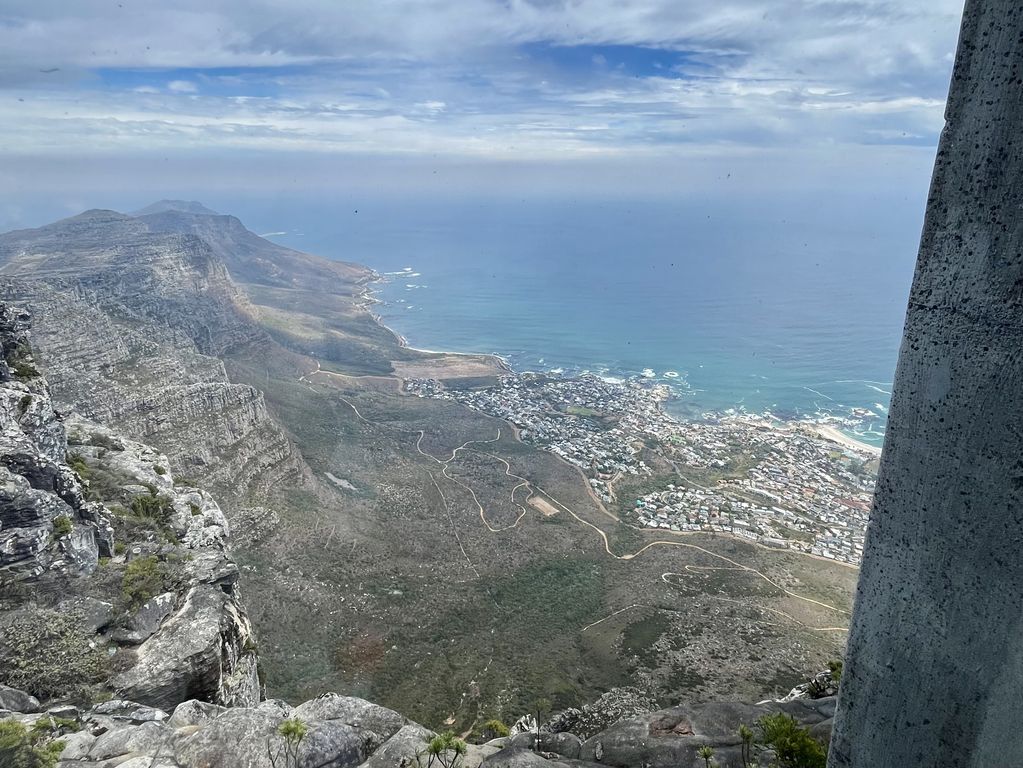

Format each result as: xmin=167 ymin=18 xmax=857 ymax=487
xmin=0 ymin=0 xmax=964 ymax=227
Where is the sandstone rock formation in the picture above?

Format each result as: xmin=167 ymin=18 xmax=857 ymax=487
xmin=0 ymin=303 xmax=259 ymax=711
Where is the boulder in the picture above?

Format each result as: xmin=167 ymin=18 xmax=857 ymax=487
xmin=0 ymin=684 xmax=40 ymax=713
xmin=293 ymin=694 xmax=407 ymax=743
xmin=111 ymin=592 xmax=176 ymax=645
xmin=110 ymin=584 xmax=259 ymax=710
xmin=481 ymin=747 xmax=572 ymax=767
xmin=174 ymin=707 xmax=281 ymax=768
xmin=58 ymin=729 xmax=96 ymax=760
xmin=88 ymin=720 xmax=171 ymax=760
xmin=167 ymin=699 xmax=228 ymax=729
xmin=91 ymin=699 xmax=169 ymax=724
xmin=358 ymin=722 xmax=434 ymax=768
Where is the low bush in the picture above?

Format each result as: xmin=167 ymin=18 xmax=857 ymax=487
xmin=756 ymin=712 xmax=827 ymax=768
xmin=120 ymin=556 xmax=165 ymax=610
xmin=51 ymin=515 xmax=73 ymax=538
xmin=0 ymin=720 xmax=65 ymax=768
xmin=0 ymin=609 xmax=109 ymax=703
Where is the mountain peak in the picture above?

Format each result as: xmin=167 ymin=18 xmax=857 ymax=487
xmin=131 ymin=200 xmax=219 ymax=217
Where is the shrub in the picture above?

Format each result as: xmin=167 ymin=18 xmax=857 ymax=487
xmin=0 ymin=609 xmax=109 ymax=702
xmin=479 ymin=718 xmax=510 ymax=740
xmin=0 ymin=720 xmax=65 ymax=768
xmin=88 ymin=433 xmax=123 ymax=451
xmin=827 ymin=659 xmax=843 ymax=682
xmin=130 ymin=493 xmax=173 ymax=525
xmin=426 ymin=731 xmax=467 ymax=768
xmin=153 ymin=465 xmax=167 ymax=476
xmin=67 ymin=452 xmax=90 ymax=480
xmin=113 ymin=541 xmax=126 ymax=556
xmin=267 ymin=718 xmax=307 ymax=768
xmin=756 ymin=713 xmax=827 ymax=768
xmin=51 ymin=515 xmax=73 ymax=539
xmin=120 ymin=556 xmax=165 ymax=610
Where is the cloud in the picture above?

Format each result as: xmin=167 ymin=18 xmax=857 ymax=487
xmin=0 ymin=0 xmax=964 ymax=210
xmin=167 ymin=80 xmax=198 ymax=93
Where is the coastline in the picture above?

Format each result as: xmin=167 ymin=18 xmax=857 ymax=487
xmin=811 ymin=424 xmax=883 ymax=456
xmin=361 ymin=273 xmax=512 ymax=373
xmin=366 ymin=271 xmax=885 ymax=449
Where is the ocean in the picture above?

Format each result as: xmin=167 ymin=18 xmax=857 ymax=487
xmin=240 ymin=195 xmax=924 ymax=447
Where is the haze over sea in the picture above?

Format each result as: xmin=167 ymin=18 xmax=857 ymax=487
xmin=234 ymin=192 xmax=923 ymax=447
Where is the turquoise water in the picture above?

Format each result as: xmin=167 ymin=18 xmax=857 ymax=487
xmin=242 ymin=196 xmax=923 ymax=446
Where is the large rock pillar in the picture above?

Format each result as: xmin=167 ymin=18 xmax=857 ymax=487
xmin=827 ymin=3 xmax=1023 ymax=766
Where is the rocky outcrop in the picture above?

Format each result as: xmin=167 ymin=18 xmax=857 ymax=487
xmin=0 ymin=304 xmax=111 ymax=581
xmin=0 ymin=688 xmax=832 ymax=768
xmin=0 ymin=302 xmax=258 ymax=711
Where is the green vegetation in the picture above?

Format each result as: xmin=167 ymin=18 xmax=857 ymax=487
xmin=426 ymin=732 xmax=467 ymax=768
xmin=739 ymin=723 xmax=754 ymax=768
xmin=0 ymin=609 xmax=109 ymax=702
xmin=129 ymin=491 xmax=174 ymax=525
xmin=31 ymin=716 xmax=80 ymax=737
xmin=50 ymin=515 xmax=73 ymax=539
xmin=18 ymin=394 xmax=32 ymax=414
xmin=697 ymin=744 xmax=716 ymax=768
xmin=478 ymin=719 xmax=509 ymax=741
xmin=0 ymin=720 xmax=64 ymax=768
xmin=828 ymin=659 xmax=843 ymax=682
xmin=756 ymin=712 xmax=827 ymax=768
xmin=621 ymin=613 xmax=670 ymax=666
xmin=153 ymin=465 xmax=167 ymax=476
xmin=267 ymin=718 xmax=307 ymax=768
xmin=120 ymin=556 xmax=165 ymax=610
xmin=67 ymin=452 xmax=89 ymax=479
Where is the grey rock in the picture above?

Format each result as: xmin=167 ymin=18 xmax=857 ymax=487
xmin=110 ymin=584 xmax=259 ymax=710
xmin=167 ymin=699 xmax=227 ymax=729
xmin=298 ymin=719 xmax=371 ymax=767
xmin=293 ymin=694 xmax=407 ymax=743
xmin=481 ymin=748 xmax=572 ymax=767
xmin=358 ymin=723 xmax=433 ymax=768
xmin=88 ymin=720 xmax=171 ymax=760
xmin=59 ymin=729 xmax=97 ymax=760
xmin=45 ymin=704 xmax=80 ymax=719
xmin=174 ymin=707 xmax=281 ymax=768
xmin=0 ymin=684 xmax=40 ymax=713
xmin=92 ymin=699 xmax=169 ymax=724
xmin=111 ymin=591 xmax=176 ymax=645
xmin=58 ymin=595 xmax=115 ymax=633
xmin=546 ymin=687 xmax=657 ymax=740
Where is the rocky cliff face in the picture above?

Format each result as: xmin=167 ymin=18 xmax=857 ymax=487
xmin=0 ymin=210 xmax=307 ymax=496
xmin=0 ymin=302 xmax=259 ymax=711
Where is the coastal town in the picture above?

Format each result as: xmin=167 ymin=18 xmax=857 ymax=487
xmin=406 ymin=373 xmax=878 ymax=565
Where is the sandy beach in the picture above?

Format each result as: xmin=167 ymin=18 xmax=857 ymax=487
xmin=812 ymin=424 xmax=883 ymax=456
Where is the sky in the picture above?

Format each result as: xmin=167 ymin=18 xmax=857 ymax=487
xmin=0 ymin=0 xmax=965 ymax=229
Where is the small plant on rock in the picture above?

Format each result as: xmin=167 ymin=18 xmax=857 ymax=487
xmin=425 ymin=731 xmax=467 ymax=768
xmin=479 ymin=718 xmax=509 ymax=740
xmin=739 ymin=723 xmax=754 ymax=768
xmin=697 ymin=744 xmax=716 ymax=768
xmin=267 ymin=717 xmax=308 ymax=768
xmin=756 ymin=712 xmax=827 ymax=768
xmin=51 ymin=515 xmax=73 ymax=539
xmin=120 ymin=555 xmax=165 ymax=610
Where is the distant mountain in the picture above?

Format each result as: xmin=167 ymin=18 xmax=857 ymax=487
xmin=131 ymin=203 xmax=371 ymax=291
xmin=131 ymin=199 xmax=220 ymax=216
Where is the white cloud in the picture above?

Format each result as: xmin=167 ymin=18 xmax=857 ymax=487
xmin=167 ymin=80 xmax=197 ymax=93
